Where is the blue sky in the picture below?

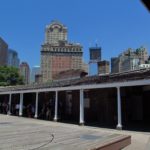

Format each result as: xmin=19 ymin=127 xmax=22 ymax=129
xmin=0 ymin=0 xmax=150 ymax=68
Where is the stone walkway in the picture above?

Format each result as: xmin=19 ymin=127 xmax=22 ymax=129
xmin=0 ymin=114 xmax=149 ymax=150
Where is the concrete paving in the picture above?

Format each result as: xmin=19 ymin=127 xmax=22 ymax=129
xmin=0 ymin=114 xmax=149 ymax=150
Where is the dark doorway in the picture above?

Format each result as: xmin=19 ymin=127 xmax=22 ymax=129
xmin=84 ymin=88 xmax=117 ymax=129
xmin=38 ymin=92 xmax=55 ymax=121
xmin=0 ymin=94 xmax=9 ymax=114
xmin=23 ymin=93 xmax=36 ymax=118
xmin=121 ymin=86 xmax=150 ymax=132
xmin=58 ymin=90 xmax=79 ymax=124
xmin=11 ymin=94 xmax=20 ymax=116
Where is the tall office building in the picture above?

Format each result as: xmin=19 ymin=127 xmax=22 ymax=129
xmin=7 ymin=49 xmax=20 ymax=68
xmin=111 ymin=47 xmax=149 ymax=73
xmin=19 ymin=62 xmax=30 ymax=84
xmin=30 ymin=66 xmax=41 ymax=83
xmin=136 ymin=47 xmax=149 ymax=64
xmin=98 ymin=60 xmax=110 ymax=75
xmin=0 ymin=37 xmax=8 ymax=66
xmin=89 ymin=46 xmax=101 ymax=75
xmin=41 ymin=21 xmax=83 ymax=82
xmin=89 ymin=47 xmax=101 ymax=61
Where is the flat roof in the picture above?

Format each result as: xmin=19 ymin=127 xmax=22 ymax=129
xmin=0 ymin=69 xmax=150 ymax=94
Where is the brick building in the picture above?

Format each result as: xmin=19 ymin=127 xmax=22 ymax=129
xmin=54 ymin=69 xmax=88 ymax=81
xmin=19 ymin=62 xmax=30 ymax=84
xmin=98 ymin=60 xmax=110 ymax=75
xmin=1 ymin=69 xmax=150 ymax=131
xmin=0 ymin=37 xmax=8 ymax=66
xmin=41 ymin=21 xmax=83 ymax=82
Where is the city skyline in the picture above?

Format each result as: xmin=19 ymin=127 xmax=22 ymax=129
xmin=0 ymin=0 xmax=150 ymax=68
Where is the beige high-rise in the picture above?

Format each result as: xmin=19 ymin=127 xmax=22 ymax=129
xmin=19 ymin=62 xmax=30 ymax=85
xmin=111 ymin=47 xmax=149 ymax=73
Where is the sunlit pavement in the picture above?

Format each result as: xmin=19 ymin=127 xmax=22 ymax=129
xmin=0 ymin=114 xmax=149 ymax=150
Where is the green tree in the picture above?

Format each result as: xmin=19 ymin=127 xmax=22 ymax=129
xmin=0 ymin=66 xmax=24 ymax=86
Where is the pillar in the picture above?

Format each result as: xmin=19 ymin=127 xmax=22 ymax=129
xmin=19 ymin=93 xmax=23 ymax=116
xmin=34 ymin=92 xmax=39 ymax=118
xmin=79 ymin=89 xmax=84 ymax=125
xmin=54 ymin=91 xmax=58 ymax=121
xmin=116 ymin=87 xmax=122 ymax=130
xmin=7 ymin=94 xmax=12 ymax=115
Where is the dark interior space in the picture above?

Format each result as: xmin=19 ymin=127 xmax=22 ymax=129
xmin=38 ymin=92 xmax=55 ymax=120
xmin=22 ymin=93 xmax=36 ymax=117
xmin=11 ymin=94 xmax=20 ymax=116
xmin=121 ymin=86 xmax=150 ymax=132
xmin=0 ymin=94 xmax=9 ymax=114
xmin=84 ymin=88 xmax=117 ymax=129
xmin=58 ymin=90 xmax=79 ymax=124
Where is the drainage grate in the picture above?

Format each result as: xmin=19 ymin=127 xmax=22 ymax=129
xmin=0 ymin=122 xmax=12 ymax=125
xmin=80 ymin=134 xmax=102 ymax=140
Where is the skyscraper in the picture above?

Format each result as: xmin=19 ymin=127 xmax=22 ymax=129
xmin=41 ymin=21 xmax=83 ymax=82
xmin=0 ymin=37 xmax=8 ymax=66
xmin=30 ymin=66 xmax=41 ymax=83
xmin=111 ymin=47 xmax=149 ymax=73
xmin=89 ymin=46 xmax=101 ymax=75
xmin=19 ymin=62 xmax=30 ymax=84
xmin=89 ymin=47 xmax=101 ymax=61
xmin=7 ymin=49 xmax=20 ymax=68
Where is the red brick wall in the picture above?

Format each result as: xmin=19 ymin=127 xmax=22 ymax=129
xmin=52 ymin=56 xmax=72 ymax=78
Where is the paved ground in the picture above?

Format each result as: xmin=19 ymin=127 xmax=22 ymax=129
xmin=0 ymin=114 xmax=149 ymax=150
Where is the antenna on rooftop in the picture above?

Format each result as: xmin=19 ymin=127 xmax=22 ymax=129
xmin=95 ymin=39 xmax=98 ymax=47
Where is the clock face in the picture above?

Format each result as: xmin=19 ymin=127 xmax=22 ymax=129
xmin=50 ymin=24 xmax=62 ymax=33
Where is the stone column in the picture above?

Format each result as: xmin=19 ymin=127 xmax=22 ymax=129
xmin=7 ymin=94 xmax=12 ymax=115
xmin=19 ymin=93 xmax=23 ymax=116
xmin=34 ymin=92 xmax=39 ymax=118
xmin=54 ymin=91 xmax=58 ymax=121
xmin=79 ymin=89 xmax=84 ymax=125
xmin=116 ymin=87 xmax=122 ymax=130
